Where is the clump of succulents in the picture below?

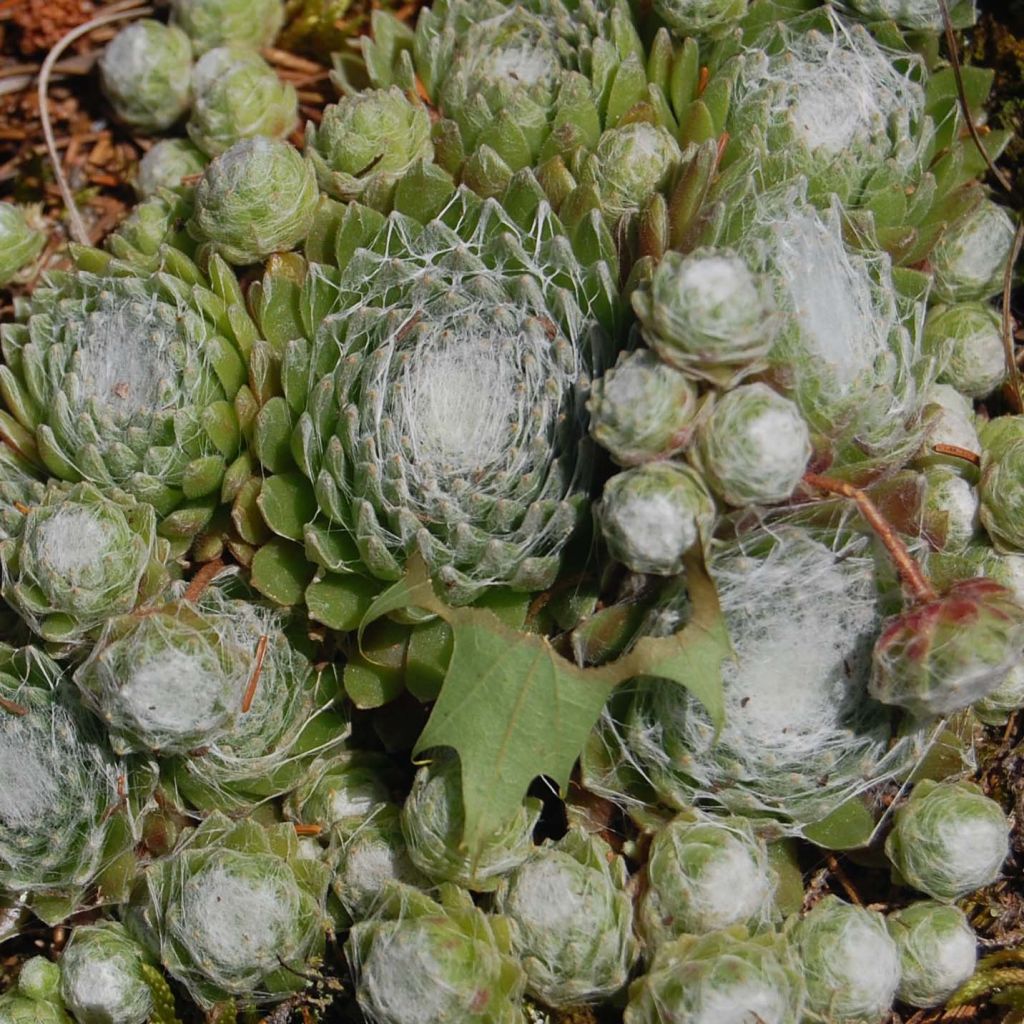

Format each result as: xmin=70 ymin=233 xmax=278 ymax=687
xmin=885 ymin=780 xmax=1009 ymax=901
xmin=638 ymin=815 xmax=777 ymax=950
xmin=494 ymin=829 xmax=638 ymax=1007
xmin=0 ymin=202 xmax=45 ymax=286
xmin=0 ymin=958 xmax=70 ymax=1023
xmin=346 ymin=883 xmax=526 ymax=1024
xmin=99 ymin=21 xmax=193 ymax=133
xmin=794 ymin=896 xmax=901 ymax=1024
xmin=886 ymin=901 xmax=978 ymax=1008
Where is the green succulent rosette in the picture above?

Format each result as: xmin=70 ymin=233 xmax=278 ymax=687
xmin=170 ymin=0 xmax=284 ymax=55
xmin=99 ymin=21 xmax=193 ymax=134
xmin=841 ymin=0 xmax=977 ymax=31
xmin=654 ymin=0 xmax=748 ymax=36
xmin=597 ymin=462 xmax=715 ymax=576
xmin=695 ymin=383 xmax=811 ymax=507
xmin=638 ymin=815 xmax=777 ymax=950
xmin=886 ymin=901 xmax=977 ymax=1009
xmin=624 ymin=927 xmax=805 ymax=1024
xmin=0 ymin=644 xmax=131 ymax=924
xmin=794 ymin=895 xmax=900 ymax=1024
xmin=284 ymin=750 xmax=397 ymax=834
xmin=586 ymin=348 xmax=699 ymax=466
xmin=134 ymin=813 xmax=330 ymax=1009
xmin=919 ymin=464 xmax=979 ymax=552
xmin=401 ymin=750 xmax=540 ymax=892
xmin=979 ymin=416 xmax=1024 ymax=552
xmin=306 ymin=87 xmax=434 ymax=209
xmin=913 ymin=383 xmax=981 ymax=470
xmin=73 ymin=587 xmax=256 ymax=756
xmin=59 ymin=920 xmax=155 ymax=1024
xmin=884 ymin=780 xmax=1009 ymax=901
xmin=631 ymin=248 xmax=778 ymax=386
xmin=0 ymin=202 xmax=46 ymax=287
xmin=0 ymin=240 xmax=256 ymax=545
xmin=135 ymin=140 xmax=209 ymax=199
xmin=737 ymin=187 xmax=929 ymax=478
xmin=924 ymin=302 xmax=1006 ymax=400
xmin=494 ymin=829 xmax=637 ymax=1008
xmin=332 ymin=804 xmax=430 ymax=921
xmin=162 ymin=589 xmax=349 ymax=813
xmin=869 ymin=578 xmax=1024 ymax=719
xmin=585 ymin=526 xmax=927 ymax=837
xmin=0 ymin=958 xmax=71 ymax=1024
xmin=247 ymin=185 xmax=617 ymax=609
xmin=0 ymin=482 xmax=171 ymax=651
xmin=345 ymin=883 xmax=527 ymax=1024
xmin=929 ymin=198 xmax=1016 ymax=303
xmin=187 ymin=47 xmax=298 ymax=158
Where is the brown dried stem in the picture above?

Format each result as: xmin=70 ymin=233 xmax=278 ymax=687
xmin=183 ymin=559 xmax=225 ymax=604
xmin=802 ymin=472 xmax=938 ymax=604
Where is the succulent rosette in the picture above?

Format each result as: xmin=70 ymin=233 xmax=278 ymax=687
xmin=724 ymin=8 xmax=930 ymax=204
xmin=653 ymin=0 xmax=748 ymax=36
xmin=284 ymin=750 xmax=397 ymax=834
xmin=929 ymin=198 xmax=1016 ymax=303
xmin=134 ymin=813 xmax=330 ymax=1009
xmin=869 ymin=577 xmax=1024 ymax=718
xmin=638 ymin=815 xmax=777 ymax=950
xmin=884 ymin=780 xmax=1009 ymax=901
xmin=841 ymin=0 xmax=977 ymax=30
xmin=170 ymin=0 xmax=284 ymax=55
xmin=401 ymin=751 xmax=540 ymax=892
xmin=163 ymin=592 xmax=349 ymax=813
xmin=624 ymin=928 xmax=805 ymax=1024
xmin=886 ymin=901 xmax=977 ymax=1009
xmin=494 ymin=829 xmax=638 ymax=1007
xmin=794 ymin=895 xmax=900 ymax=1024
xmin=586 ymin=526 xmax=926 ymax=834
xmin=0 ymin=242 xmax=254 ymax=543
xmin=305 ymin=88 xmax=434 ymax=209
xmin=979 ymin=416 xmax=1024 ymax=552
xmin=0 ymin=645 xmax=126 ymax=924
xmin=0 ymin=482 xmax=170 ymax=650
xmin=586 ymin=349 xmax=699 ymax=466
xmin=631 ymin=248 xmax=778 ymax=386
xmin=248 ymin=186 xmax=616 ymax=607
xmin=0 ymin=202 xmax=45 ymax=287
xmin=187 ymin=48 xmax=298 ymax=158
xmin=59 ymin=920 xmax=155 ymax=1024
xmin=99 ymin=21 xmax=193 ymax=134
xmin=924 ymin=302 xmax=1006 ymax=399
xmin=597 ymin=462 xmax=715 ymax=575
xmin=0 ymin=959 xmax=71 ymax=1024
xmin=135 ymin=140 xmax=209 ymax=199
xmin=695 ymin=383 xmax=811 ymax=507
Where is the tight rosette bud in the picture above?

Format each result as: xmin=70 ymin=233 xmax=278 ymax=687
xmin=333 ymin=805 xmax=429 ymax=920
xmin=0 ymin=483 xmax=170 ymax=650
xmin=74 ymin=598 xmax=254 ymax=755
xmin=914 ymin=384 xmax=981 ymax=469
xmin=346 ymin=884 xmax=526 ymax=1024
xmin=190 ymin=137 xmax=317 ymax=265
xmin=137 ymin=814 xmax=330 ymax=1009
xmin=974 ymin=662 xmax=1024 ymax=725
xmin=632 ymin=249 xmax=777 ymax=386
xmin=0 ymin=202 xmax=45 ymax=286
xmin=401 ymin=751 xmax=540 ymax=892
xmin=99 ymin=21 xmax=193 ymax=133
xmin=869 ymin=578 xmax=1024 ymax=718
xmin=0 ymin=958 xmax=71 ymax=1024
xmin=577 ymin=122 xmax=682 ymax=222
xmin=495 ymin=830 xmax=638 ymax=1007
xmin=842 ymin=0 xmax=977 ymax=30
xmin=885 ymin=780 xmax=1009 ymax=901
xmin=306 ymin=88 xmax=433 ymax=209
xmin=598 ymin=462 xmax=715 ymax=575
xmin=187 ymin=48 xmax=298 ymax=157
xmin=794 ymin=896 xmax=900 ymax=1024
xmin=696 ymin=383 xmax=811 ymax=507
xmin=653 ymin=0 xmax=748 ymax=36
xmin=60 ymin=921 xmax=155 ymax=1024
xmin=587 ymin=350 xmax=699 ymax=466
xmin=979 ymin=417 xmax=1024 ymax=552
xmin=624 ymin=928 xmax=805 ymax=1024
xmin=639 ymin=816 xmax=777 ymax=949
xmin=920 ymin=465 xmax=979 ymax=552
xmin=170 ymin=0 xmax=284 ymax=56
xmin=924 ymin=302 xmax=1006 ymax=399
xmin=886 ymin=901 xmax=977 ymax=1008
xmin=285 ymin=751 xmax=396 ymax=834
xmin=0 ymin=645 xmax=123 ymax=924
xmin=135 ymin=140 xmax=208 ymax=198
xmin=930 ymin=199 xmax=1016 ymax=303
